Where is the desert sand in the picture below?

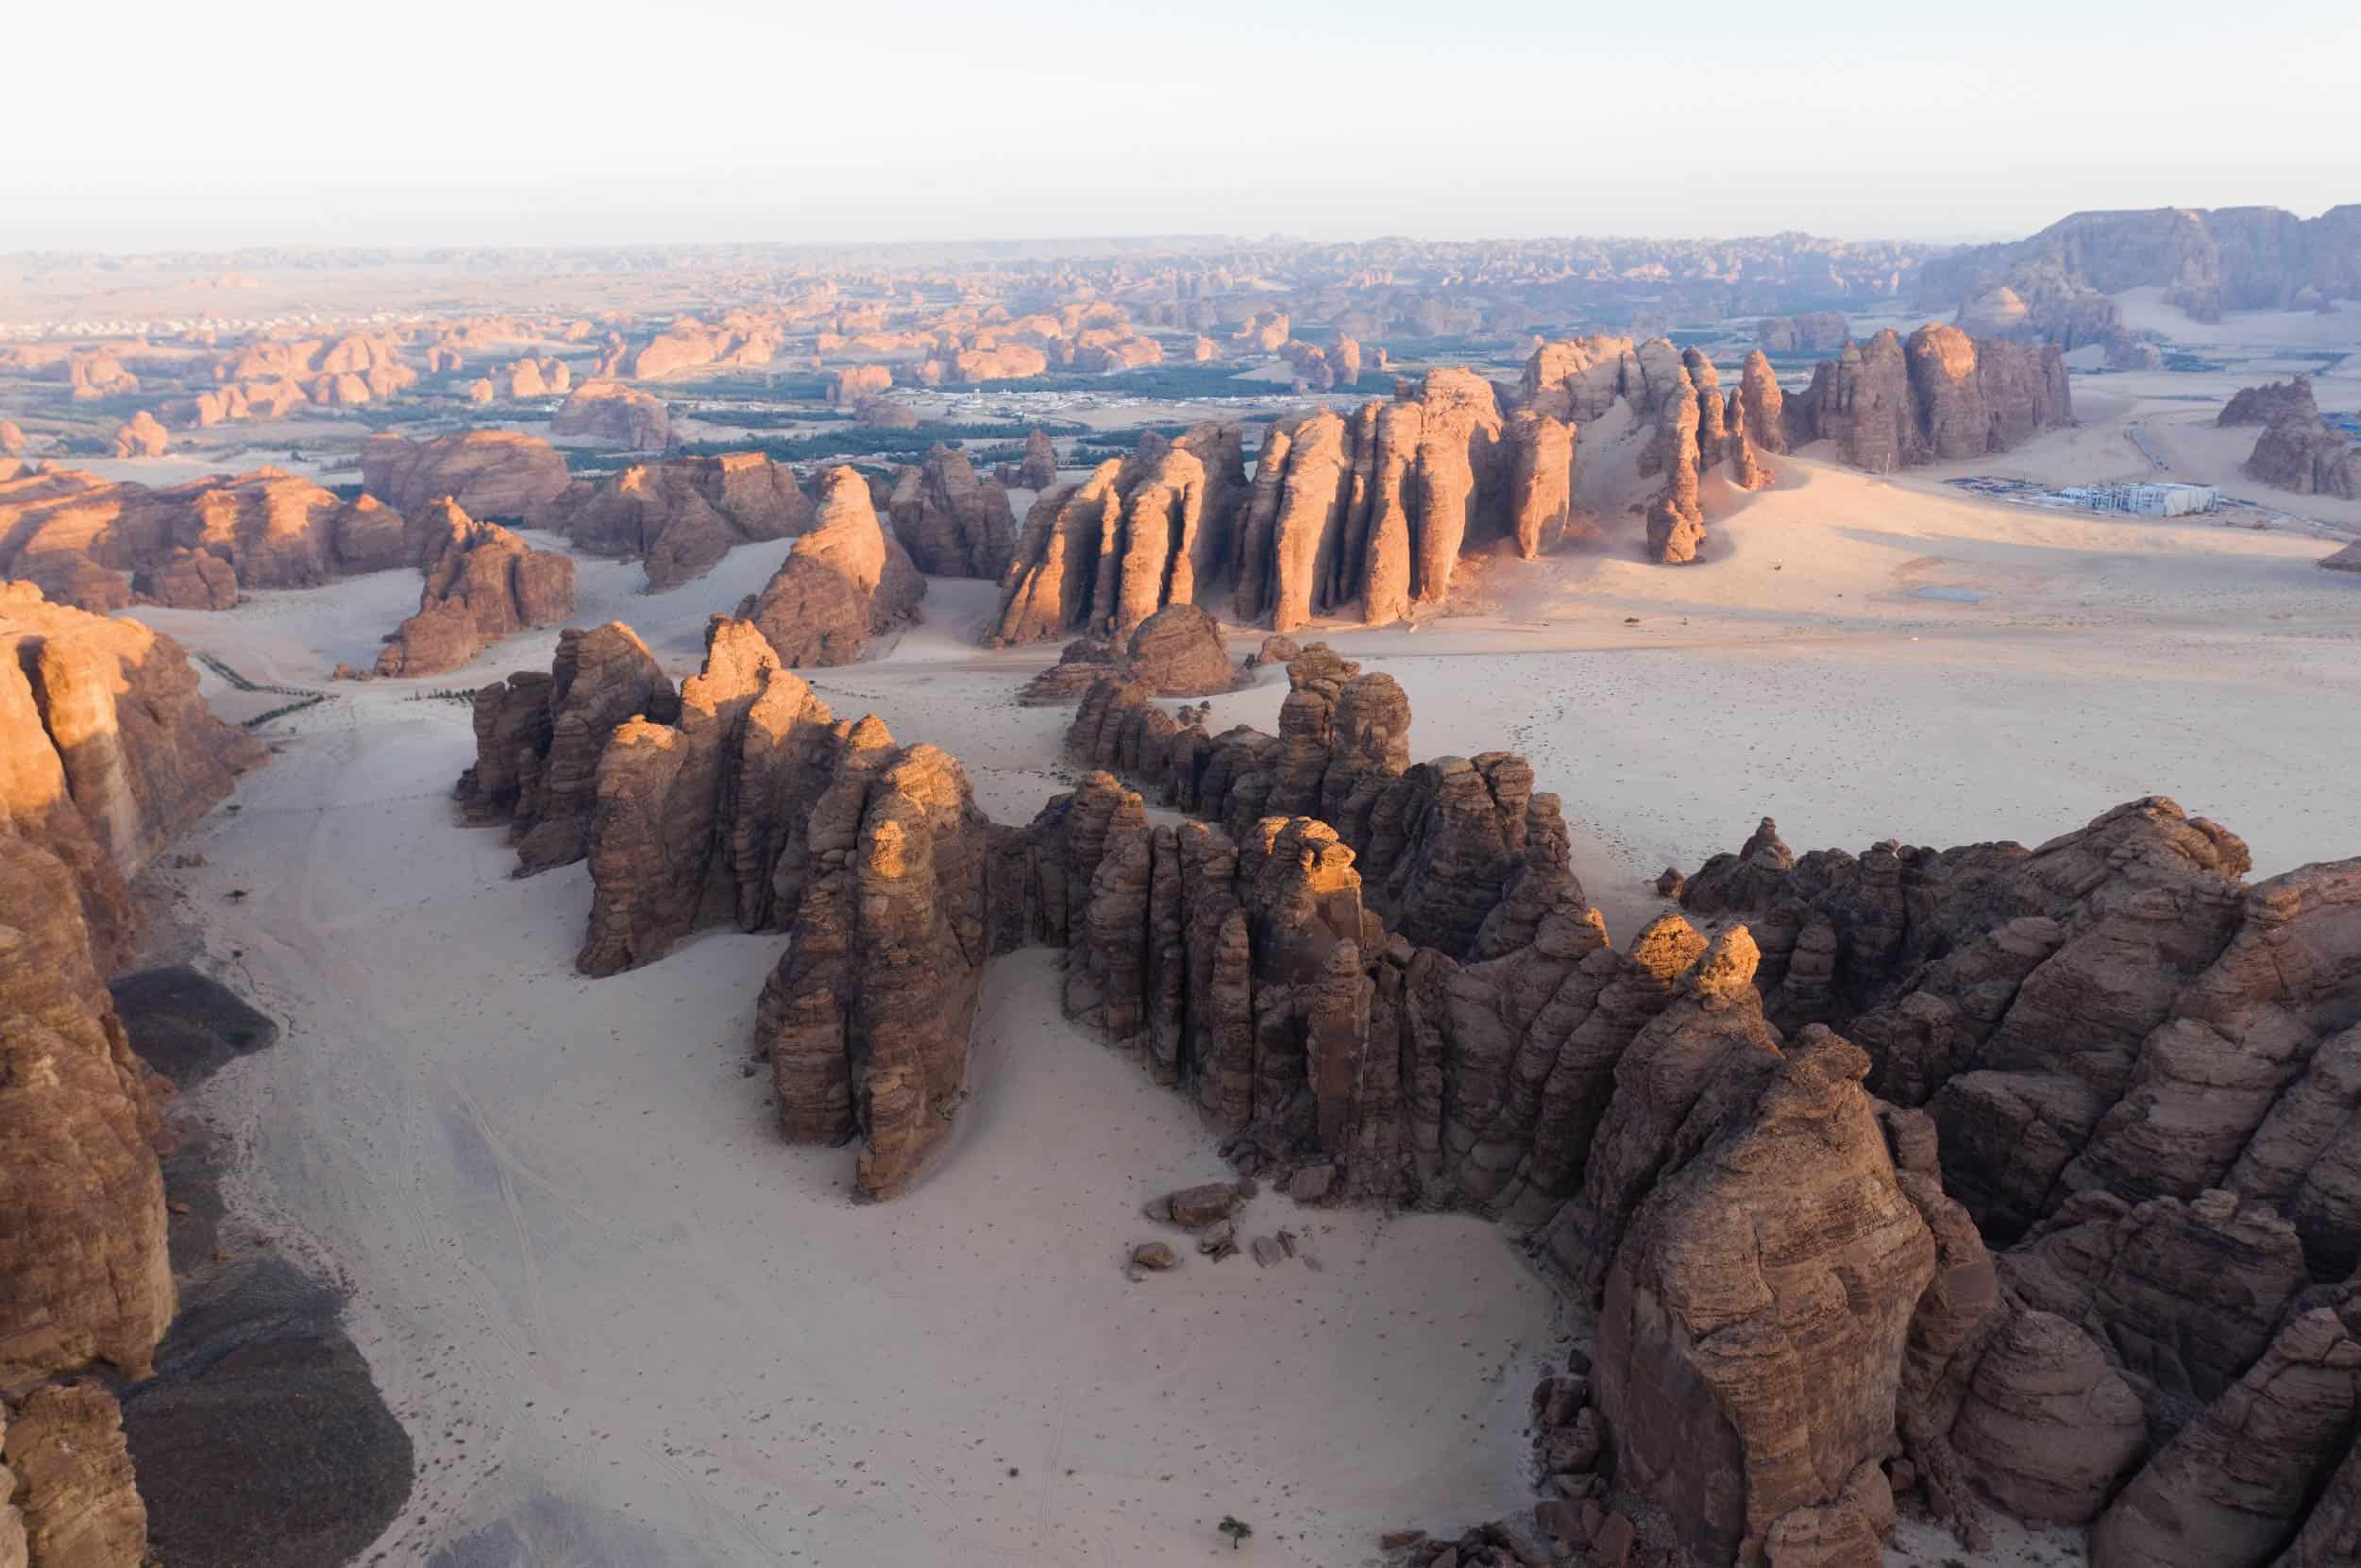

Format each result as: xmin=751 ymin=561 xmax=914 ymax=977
xmin=102 ymin=319 xmax=2356 ymax=1568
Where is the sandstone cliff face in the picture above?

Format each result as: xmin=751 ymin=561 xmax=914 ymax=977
xmin=1779 ymin=327 xmax=2072 ymax=472
xmin=361 ymin=429 xmax=572 ymax=518
xmin=530 ymin=453 xmax=814 ymax=591
xmin=372 ymin=500 xmax=575 ymax=678
xmin=2235 ymin=378 xmax=2361 ymax=499
xmin=1 ymin=583 xmax=259 ymax=966
xmin=456 ymin=622 xmax=677 ymax=872
xmin=109 ymin=412 xmax=167 ymax=461
xmin=550 ymin=379 xmax=674 ymax=448
xmin=990 ymin=423 xmax=1246 ymax=645
xmin=1015 ymin=429 xmax=1057 ymax=489
xmin=1597 ymin=1018 xmax=1935 ymax=1565
xmin=744 ymin=466 xmax=924 ymax=667
xmin=1 ymin=1384 xmax=149 ymax=1567
xmin=887 ymin=445 xmax=1016 ymax=579
xmin=754 ymin=731 xmax=994 ymax=1198
xmin=1 ymin=466 xmax=403 ymax=612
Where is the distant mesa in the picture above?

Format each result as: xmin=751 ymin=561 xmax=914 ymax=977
xmin=361 ymin=429 xmax=572 ymax=519
xmin=550 ymin=379 xmax=673 ymax=449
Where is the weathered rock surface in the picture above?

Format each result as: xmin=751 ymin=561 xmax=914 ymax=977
xmin=744 ymin=467 xmax=923 ymax=666
xmin=1015 ymin=429 xmax=1057 ymax=489
xmin=887 ymin=445 xmax=1016 ymax=578
xmin=109 ymin=412 xmax=167 ymax=460
xmin=372 ymin=500 xmax=575 ymax=678
xmin=1 ymin=1384 xmax=148 ymax=1568
xmin=1 ymin=582 xmax=259 ymax=965
xmin=1758 ymin=312 xmax=1849 ymax=354
xmin=456 ymin=622 xmax=677 ymax=870
xmin=1023 ymin=603 xmax=1240 ymax=704
xmin=2239 ymin=378 xmax=2361 ymax=498
xmin=531 ymin=452 xmax=813 ymax=591
xmin=361 ymin=429 xmax=572 ymax=518
xmin=550 ymin=379 xmax=673 ymax=448
xmin=1 ymin=466 xmax=403 ymax=611
xmin=1781 ymin=327 xmax=2071 ymax=472
xmin=1594 ymin=1021 xmax=1934 ymax=1565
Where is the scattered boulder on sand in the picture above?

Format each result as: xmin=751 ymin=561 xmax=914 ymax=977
xmin=361 ymin=429 xmax=573 ymax=518
xmin=743 ymin=466 xmax=924 ymax=666
xmin=550 ymin=379 xmax=674 ymax=448
xmin=372 ymin=500 xmax=575 ymax=677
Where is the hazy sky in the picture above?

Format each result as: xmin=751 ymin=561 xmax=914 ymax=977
xmin=8 ymin=0 xmax=2355 ymax=251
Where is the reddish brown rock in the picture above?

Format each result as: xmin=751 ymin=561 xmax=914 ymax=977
xmin=1 ymin=1383 xmax=148 ymax=1568
xmin=1759 ymin=312 xmax=1849 ymax=354
xmin=551 ymin=379 xmax=673 ymax=448
xmin=2241 ymin=382 xmax=2361 ymax=498
xmin=1507 ymin=410 xmax=1574 ymax=558
xmin=2219 ymin=377 xmax=2322 ymax=427
xmin=745 ymin=466 xmax=924 ymax=666
xmin=108 ymin=412 xmax=167 ymax=460
xmin=1783 ymin=328 xmax=2071 ymax=472
xmin=888 ymin=445 xmax=1016 ymax=579
xmin=1015 ymin=428 xmax=1057 ymax=489
xmin=531 ymin=453 xmax=813 ymax=591
xmin=372 ymin=501 xmax=575 ymax=678
xmin=1947 ymin=1309 xmax=2147 ymax=1524
xmin=1594 ymin=1021 xmax=1936 ymax=1565
xmin=361 ymin=429 xmax=572 ymax=518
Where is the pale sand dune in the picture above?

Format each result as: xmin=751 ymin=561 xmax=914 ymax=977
xmin=125 ymin=404 xmax=2354 ymax=1566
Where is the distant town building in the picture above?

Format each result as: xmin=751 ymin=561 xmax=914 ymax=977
xmin=2048 ymin=481 xmax=2219 ymax=517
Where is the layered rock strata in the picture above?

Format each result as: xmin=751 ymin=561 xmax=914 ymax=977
xmin=1779 ymin=326 xmax=2073 ymax=471
xmin=1018 ymin=603 xmax=1240 ymax=704
xmin=550 ymin=379 xmax=673 ymax=448
xmin=741 ymin=466 xmax=924 ymax=666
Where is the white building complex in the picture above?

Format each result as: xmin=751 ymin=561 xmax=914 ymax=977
xmin=2046 ymin=481 xmax=2220 ymax=516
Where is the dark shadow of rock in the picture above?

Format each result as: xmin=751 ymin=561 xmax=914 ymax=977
xmin=110 ymin=965 xmax=279 ymax=1087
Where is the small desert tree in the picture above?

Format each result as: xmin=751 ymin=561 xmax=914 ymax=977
xmin=1219 ymin=1515 xmax=1252 ymax=1551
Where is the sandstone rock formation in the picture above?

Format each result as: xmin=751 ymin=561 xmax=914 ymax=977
xmin=1758 ymin=312 xmax=1849 ymax=353
xmin=1 ymin=587 xmax=250 ymax=1412
xmin=361 ymin=429 xmax=572 ymax=518
xmin=743 ymin=466 xmax=923 ymax=666
xmin=1 ymin=421 xmax=25 ymax=457
xmin=550 ymin=379 xmax=673 ymax=448
xmin=887 ymin=445 xmax=1016 ymax=578
xmin=991 ymin=422 xmax=1247 ymax=645
xmin=2232 ymin=379 xmax=2361 ymax=499
xmin=1 ymin=1384 xmax=149 ymax=1567
xmin=456 ymin=622 xmax=678 ymax=872
xmin=109 ymin=412 xmax=167 ymax=460
xmin=530 ymin=453 xmax=813 ymax=591
xmin=1019 ymin=603 xmax=1239 ymax=703
xmin=1780 ymin=327 xmax=2072 ymax=472
xmin=2322 ymin=540 xmax=2361 ymax=573
xmin=372 ymin=500 xmax=575 ymax=677
xmin=1015 ymin=429 xmax=1057 ymax=489
xmin=1 ymin=465 xmax=404 ymax=611
xmin=825 ymin=364 xmax=893 ymax=407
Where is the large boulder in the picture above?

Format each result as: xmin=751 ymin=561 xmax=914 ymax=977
xmin=745 ymin=466 xmax=924 ymax=666
xmin=372 ymin=501 xmax=575 ymax=678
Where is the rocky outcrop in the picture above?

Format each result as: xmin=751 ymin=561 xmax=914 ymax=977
xmin=109 ymin=412 xmax=167 ymax=460
xmin=2220 ymin=377 xmax=2323 ymax=427
xmin=753 ymin=729 xmax=994 ymax=1198
xmin=990 ymin=422 xmax=1246 ymax=645
xmin=1019 ymin=603 xmax=1239 ymax=703
xmin=1 ymin=582 xmax=260 ymax=967
xmin=1781 ymin=327 xmax=2072 ymax=472
xmin=2322 ymin=540 xmax=2361 ymax=573
xmin=361 ymin=429 xmax=572 ymax=518
xmin=887 ymin=445 xmax=1016 ymax=578
xmin=1594 ymin=1019 xmax=1935 ymax=1565
xmin=550 ymin=379 xmax=673 ymax=448
xmin=530 ymin=453 xmax=813 ymax=591
xmin=1758 ymin=312 xmax=1849 ymax=354
xmin=1015 ymin=429 xmax=1057 ymax=489
xmin=825 ymin=364 xmax=893 ymax=408
xmin=1 ymin=465 xmax=404 ymax=612
xmin=1 ymin=1383 xmax=149 ymax=1567
xmin=2238 ymin=379 xmax=2361 ymax=499
xmin=743 ymin=466 xmax=923 ymax=666
xmin=372 ymin=501 xmax=575 ymax=678
xmin=456 ymin=622 xmax=678 ymax=871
